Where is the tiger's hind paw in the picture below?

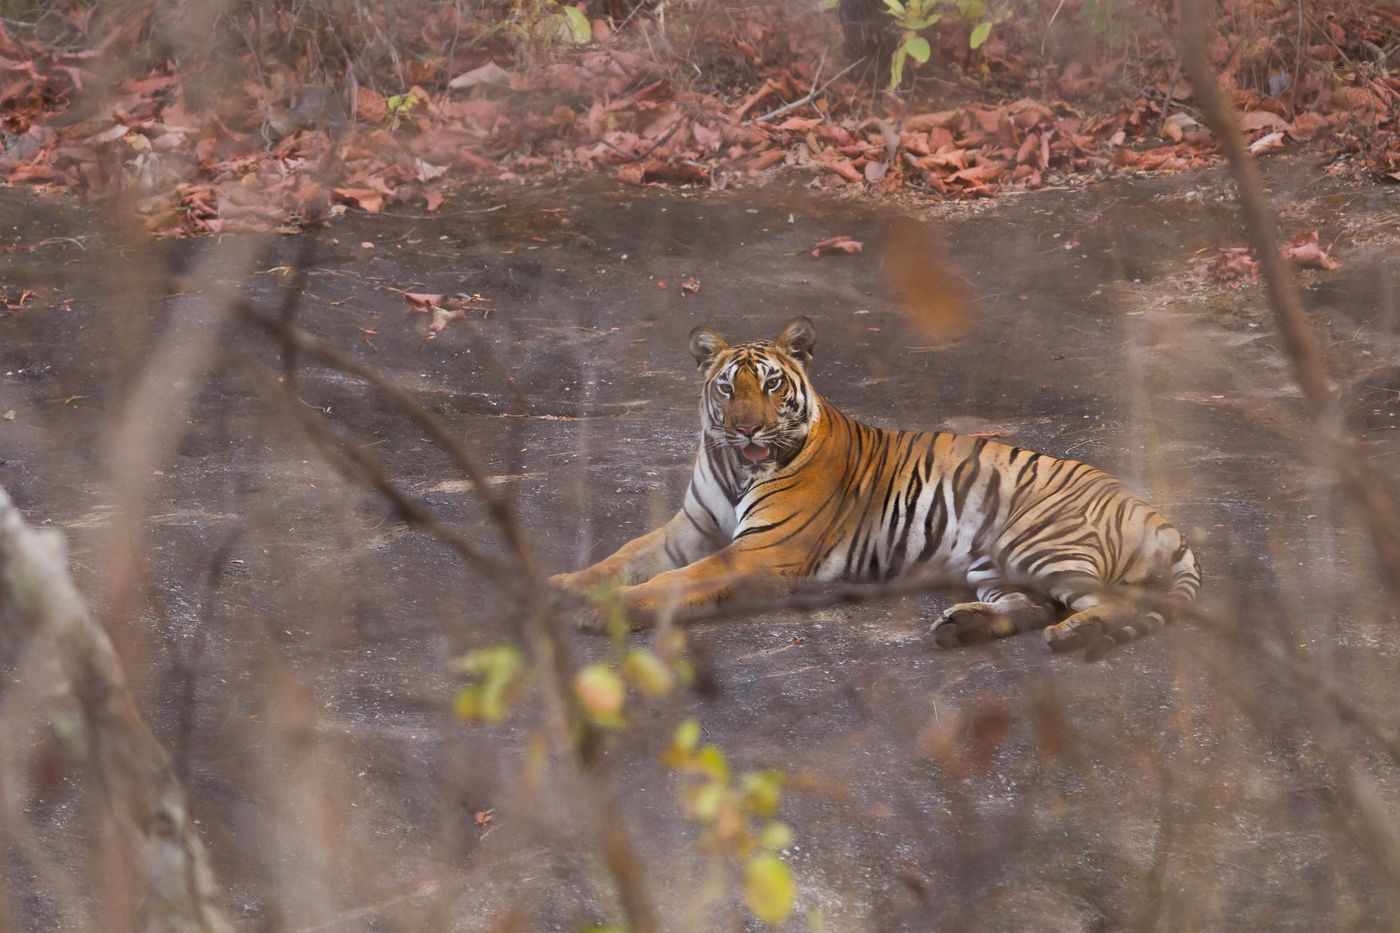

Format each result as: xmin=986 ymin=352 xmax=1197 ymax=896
xmin=1043 ymin=610 xmax=1104 ymax=653
xmin=930 ymin=602 xmax=1014 ymax=648
xmin=1044 ymin=605 xmax=1163 ymax=659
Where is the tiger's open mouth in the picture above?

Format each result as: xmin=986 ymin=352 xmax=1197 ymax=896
xmin=740 ymin=442 xmax=775 ymax=466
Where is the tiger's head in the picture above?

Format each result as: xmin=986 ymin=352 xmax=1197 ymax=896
xmin=688 ymin=316 xmax=820 ymax=476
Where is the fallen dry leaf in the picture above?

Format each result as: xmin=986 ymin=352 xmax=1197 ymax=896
xmin=1207 ymin=246 xmax=1259 ymax=285
xmin=448 ymin=61 xmax=510 ymax=91
xmin=334 ymin=188 xmax=384 ymax=214
xmin=1283 ymin=230 xmax=1341 ymax=270
xmin=1240 ymin=111 xmax=1287 ymax=132
xmin=1 ymin=0 xmax=1391 ymax=245
xmin=404 ymin=291 xmax=493 ymax=334
xmin=811 ymin=236 xmax=863 ymax=258
xmin=681 ymin=275 xmax=701 ymax=294
xmin=430 ymin=307 xmax=465 ymax=332
xmin=1248 ymin=131 xmax=1287 ymax=156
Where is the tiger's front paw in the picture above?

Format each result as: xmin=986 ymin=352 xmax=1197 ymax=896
xmin=930 ymin=602 xmax=1017 ymax=648
xmin=547 ymin=585 xmax=602 ymax=632
xmin=549 ymin=586 xmax=652 ymax=636
xmin=573 ymin=603 xmax=611 ymax=635
xmin=549 ymin=571 xmax=590 ymax=594
xmin=573 ymin=606 xmax=656 ymax=635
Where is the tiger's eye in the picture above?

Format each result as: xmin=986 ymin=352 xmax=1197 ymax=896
xmin=764 ymin=376 xmax=783 ymax=392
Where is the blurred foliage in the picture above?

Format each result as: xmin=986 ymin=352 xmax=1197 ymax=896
xmin=452 ymin=643 xmax=528 ymax=723
xmin=666 ymin=719 xmax=798 ymax=924
xmin=882 ymin=0 xmax=1010 ymax=88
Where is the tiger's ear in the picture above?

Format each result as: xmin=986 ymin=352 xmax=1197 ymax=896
xmin=776 ymin=316 xmax=816 ymax=366
xmin=689 ymin=325 xmax=729 ymax=369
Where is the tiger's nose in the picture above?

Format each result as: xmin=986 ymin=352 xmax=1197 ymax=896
xmin=735 ymin=424 xmax=760 ymax=437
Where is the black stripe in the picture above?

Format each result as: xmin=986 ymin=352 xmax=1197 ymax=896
xmin=950 ymin=448 xmax=983 ymax=515
xmin=734 ymin=513 xmax=798 ymax=539
xmin=970 ymin=474 xmax=1002 ymax=552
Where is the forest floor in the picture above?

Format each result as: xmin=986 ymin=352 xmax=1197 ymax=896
xmin=0 ymin=0 xmax=1397 ymax=239
xmin=2 ymin=155 xmax=1398 ymax=927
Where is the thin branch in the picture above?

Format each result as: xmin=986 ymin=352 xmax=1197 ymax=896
xmin=230 ymin=322 xmax=660 ymax=932
xmin=232 ymin=360 xmax=519 ymax=584
xmin=749 ymin=57 xmax=863 ymax=125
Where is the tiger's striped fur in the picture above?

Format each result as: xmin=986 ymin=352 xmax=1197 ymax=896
xmin=552 ymin=317 xmax=1201 ymax=658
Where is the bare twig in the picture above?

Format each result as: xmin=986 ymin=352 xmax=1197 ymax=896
xmin=232 ymin=318 xmax=660 ymax=932
xmin=750 ymin=57 xmax=863 ymax=125
xmin=232 ymin=359 xmax=518 ymax=584
xmin=1155 ymin=56 xmax=1183 ymax=135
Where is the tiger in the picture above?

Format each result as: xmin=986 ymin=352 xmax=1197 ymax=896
xmin=551 ymin=316 xmax=1200 ymax=659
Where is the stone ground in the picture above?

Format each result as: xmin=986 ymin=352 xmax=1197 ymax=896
xmin=2 ymin=161 xmax=1399 ymax=930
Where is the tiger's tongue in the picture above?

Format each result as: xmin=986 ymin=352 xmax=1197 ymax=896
xmin=741 ymin=443 xmax=770 ymax=464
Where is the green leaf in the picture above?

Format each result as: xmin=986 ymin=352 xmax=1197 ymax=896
xmin=969 ymin=21 xmax=992 ymax=49
xmin=904 ymin=35 xmax=931 ymax=63
xmin=742 ymin=770 xmax=784 ymax=817
xmin=882 ymin=0 xmax=905 ymax=15
xmin=760 ymin=821 xmax=794 ymax=851
xmin=480 ymin=679 xmax=513 ymax=722
xmin=452 ymin=645 xmax=527 ymax=723
xmin=561 ymin=5 xmax=592 ymax=44
xmin=385 ymin=93 xmax=418 ymax=116
xmin=453 ymin=685 xmax=482 ymax=721
xmin=744 ymin=855 xmax=796 ymax=923
xmin=889 ymin=46 xmax=907 ymax=90
xmin=622 ymin=648 xmax=674 ymax=697
xmin=694 ymin=743 xmax=729 ymax=781
xmin=453 ymin=644 xmax=522 ymax=677
xmin=674 ymin=717 xmax=701 ymax=753
xmin=688 ymin=781 xmax=726 ymax=821
xmin=574 ymin=664 xmax=625 ymax=726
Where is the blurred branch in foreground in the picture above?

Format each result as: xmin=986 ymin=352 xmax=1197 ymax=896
xmin=0 ymin=483 xmax=232 ymax=933
xmin=1179 ymin=0 xmax=1400 ymax=592
xmin=231 ymin=311 xmax=662 ymax=933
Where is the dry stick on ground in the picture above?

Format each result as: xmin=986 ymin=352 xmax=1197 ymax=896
xmin=749 ymin=57 xmax=864 ymax=125
xmin=0 ymin=484 xmax=233 ymax=933
xmin=230 ymin=346 xmax=661 ymax=933
xmin=1178 ymin=0 xmax=1400 ymax=592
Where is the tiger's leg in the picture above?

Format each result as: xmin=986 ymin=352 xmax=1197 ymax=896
xmin=1042 ymin=576 xmax=1163 ymax=660
xmin=551 ymin=506 xmax=724 ymax=594
xmin=577 ymin=543 xmax=799 ymax=632
xmin=931 ymin=584 xmax=1057 ymax=648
